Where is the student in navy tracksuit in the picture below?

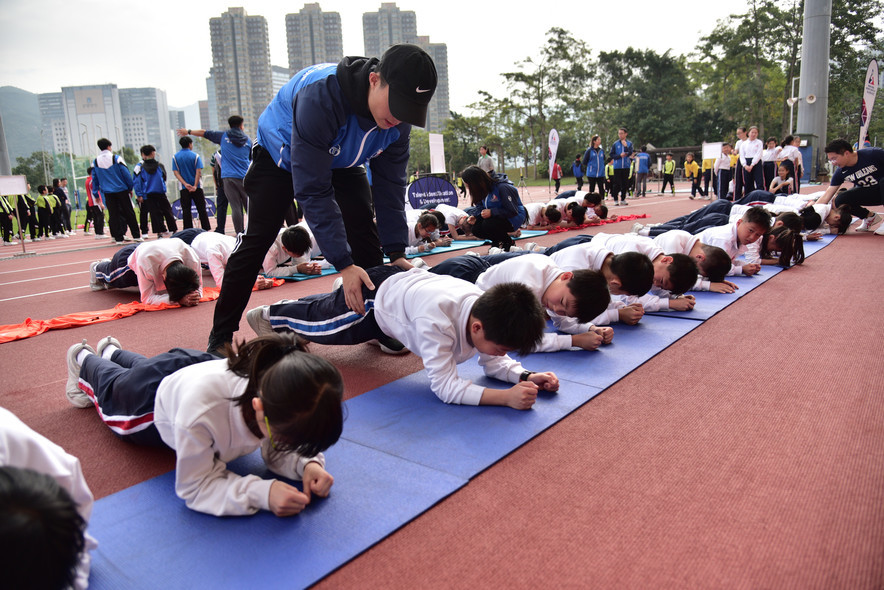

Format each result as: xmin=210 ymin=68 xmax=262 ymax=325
xmin=572 ymin=155 xmax=584 ymax=191
xmin=133 ymin=145 xmax=177 ymax=238
xmin=91 ymin=138 xmax=141 ymax=244
xmin=609 ymin=128 xmax=634 ymax=205
xmin=207 ymin=44 xmax=438 ymax=352
xmin=583 ymin=135 xmax=606 ymax=198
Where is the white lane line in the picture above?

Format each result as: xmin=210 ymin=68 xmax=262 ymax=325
xmin=0 ymin=272 xmax=87 ymax=286
xmin=0 ymin=285 xmax=89 ymax=302
xmin=0 ymin=261 xmax=91 ymax=275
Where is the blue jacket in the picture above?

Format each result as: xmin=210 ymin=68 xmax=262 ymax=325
xmin=133 ymin=159 xmax=167 ymax=196
xmin=635 ymin=152 xmax=651 ymax=174
xmin=204 ymin=128 xmax=251 ymax=180
xmin=465 ymin=181 xmax=526 ymax=231
xmin=583 ymin=146 xmax=605 ymax=178
xmin=91 ymin=150 xmax=134 ymax=195
xmin=572 ymin=160 xmax=583 ymax=177
xmin=255 ymin=58 xmax=411 ymax=270
xmin=172 ymin=149 xmax=203 ymax=188
xmin=609 ymin=140 xmax=634 ymax=170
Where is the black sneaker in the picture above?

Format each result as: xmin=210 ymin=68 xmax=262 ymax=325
xmin=206 ymin=330 xmax=232 ymax=357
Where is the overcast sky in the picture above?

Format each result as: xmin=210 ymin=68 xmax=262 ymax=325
xmin=1 ymin=0 xmax=751 ymax=115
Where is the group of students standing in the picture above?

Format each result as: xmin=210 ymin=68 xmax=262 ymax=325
xmin=3 ymin=178 xmax=75 ymax=245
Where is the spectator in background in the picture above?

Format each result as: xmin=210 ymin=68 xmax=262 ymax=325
xmin=583 ymin=135 xmax=606 ymax=198
xmin=609 ymin=127 xmax=634 ymax=206
xmin=551 ymin=159 xmax=564 ymax=193
xmin=172 ymin=136 xmax=211 ymax=231
xmin=634 ymin=145 xmax=651 ymax=198
xmin=179 ymin=116 xmax=250 ymax=235
xmin=210 ymin=150 xmax=228 ymax=234
xmin=477 ymin=145 xmax=495 ymax=175
xmin=52 ymin=178 xmax=73 ymax=234
xmin=83 ymin=167 xmax=107 ymax=239
xmin=572 ymin=154 xmax=584 ymax=191
xmin=91 ymin=138 xmax=142 ymax=244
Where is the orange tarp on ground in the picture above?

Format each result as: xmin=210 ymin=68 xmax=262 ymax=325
xmin=0 ymin=279 xmax=284 ymax=344
xmin=545 ymin=213 xmax=649 ymax=235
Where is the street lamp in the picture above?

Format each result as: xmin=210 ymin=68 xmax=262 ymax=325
xmin=787 ymin=77 xmax=800 ymax=135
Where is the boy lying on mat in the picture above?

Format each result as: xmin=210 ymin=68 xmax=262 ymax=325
xmin=248 ymin=267 xmax=559 ymax=410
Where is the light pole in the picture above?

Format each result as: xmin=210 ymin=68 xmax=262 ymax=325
xmin=788 ymin=76 xmax=800 ymax=136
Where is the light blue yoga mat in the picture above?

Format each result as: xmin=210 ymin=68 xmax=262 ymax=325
xmin=88 ymin=439 xmax=466 ymax=589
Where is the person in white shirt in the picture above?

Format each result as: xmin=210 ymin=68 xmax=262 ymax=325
xmin=173 ymin=228 xmax=274 ymax=290
xmin=739 ymin=126 xmax=764 ymax=194
xmin=0 ymin=407 xmax=97 ymax=590
xmin=65 ymin=333 xmax=342 ymax=517
xmin=249 ymin=267 xmax=560 ymax=410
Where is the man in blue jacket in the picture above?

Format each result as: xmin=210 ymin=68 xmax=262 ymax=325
xmin=180 ymin=116 xmax=251 ymax=234
xmin=609 ymin=127 xmax=634 ymax=206
xmin=91 ymin=138 xmax=141 ymax=244
xmin=207 ymin=43 xmax=437 ymax=353
xmin=172 ymin=137 xmax=211 ymax=231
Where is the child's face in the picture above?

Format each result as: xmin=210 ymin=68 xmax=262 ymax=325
xmin=737 ymin=220 xmax=767 ymax=245
xmin=470 ymin=323 xmax=515 ymax=357
xmin=418 ymin=225 xmax=436 ymax=239
xmin=722 ymin=146 xmax=732 ymax=155
xmin=541 ymin=274 xmax=579 ymax=318
xmin=768 ymin=140 xmax=776 ymax=148
xmin=652 ymin=257 xmax=674 ymax=291
xmin=825 ymin=209 xmax=842 ymax=226
xmin=686 ymin=154 xmax=693 ymax=162
xmin=779 ymin=166 xmax=789 ymax=178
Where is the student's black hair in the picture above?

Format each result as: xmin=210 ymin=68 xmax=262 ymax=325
xmin=567 ymin=269 xmax=611 ymax=323
xmin=228 ymin=333 xmax=344 ymax=459
xmin=618 ymin=127 xmax=628 ymax=133
xmin=832 ymin=204 xmax=853 ymax=234
xmin=417 ymin=212 xmax=439 ymax=230
xmin=0 ymin=466 xmax=86 ymax=590
xmin=824 ymin=138 xmax=853 ymax=155
xmin=698 ymin=244 xmax=732 ymax=283
xmin=37 ymin=184 xmax=46 ymax=194
xmin=640 ymin=145 xmax=647 ymax=152
xmin=741 ymin=206 xmax=773 ymax=230
xmin=799 ymin=207 xmax=823 ymax=231
xmin=544 ymin=205 xmax=562 ymax=223
xmin=228 ymin=115 xmax=244 ymax=128
xmin=761 ymin=226 xmax=805 ymax=268
xmin=86 ymin=166 xmax=93 ymax=174
xmin=469 ymin=282 xmax=544 ymax=357
xmin=722 ymin=142 xmax=732 ymax=149
xmin=609 ymin=252 xmax=654 ymax=296
xmin=666 ymin=253 xmax=700 ymax=295
xmin=280 ymin=225 xmax=312 ymax=256
xmin=52 ymin=178 xmax=60 ymax=189
xmin=596 ymin=204 xmax=608 ymax=220
xmin=460 ymin=165 xmax=493 ymax=206
xmin=179 ymin=136 xmax=193 ymax=149
xmin=575 ymin=153 xmax=582 ymax=160
xmin=426 ymin=210 xmax=446 ymax=229
xmin=140 ymin=144 xmax=156 ymax=157
xmin=582 ymin=192 xmax=602 ymax=206
xmin=164 ymin=260 xmax=200 ymax=303
xmin=775 ymin=211 xmax=804 ymax=233
xmin=766 ymin=136 xmax=778 ymax=145
xmin=97 ymin=138 xmax=112 ymax=151
xmin=567 ymin=203 xmax=587 ymax=225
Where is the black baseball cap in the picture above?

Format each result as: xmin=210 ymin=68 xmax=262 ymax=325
xmin=378 ymin=44 xmax=437 ymax=128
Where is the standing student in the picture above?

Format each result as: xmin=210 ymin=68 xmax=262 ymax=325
xmin=207 ymin=44 xmax=437 ymax=354
xmin=551 ymin=159 xmax=564 ymax=193
xmin=739 ymin=126 xmax=764 ymax=194
xmin=172 ymin=136 xmax=211 ymax=231
xmin=778 ymin=135 xmax=803 ymax=194
xmin=0 ymin=407 xmax=97 ymax=590
xmin=52 ymin=178 xmax=73 ymax=234
xmin=572 ymin=154 xmax=584 ymax=191
xmin=477 ymin=145 xmax=495 ymax=175
xmin=713 ymin=144 xmax=733 ymax=199
xmin=685 ymin=153 xmax=705 ymax=199
xmin=83 ymin=166 xmax=107 ymax=239
xmin=210 ymin=151 xmax=229 ymax=234
xmin=583 ymin=136 xmax=606 ymax=198
xmin=609 ymin=127 xmax=634 ymax=205
xmin=732 ymin=126 xmax=748 ymax=200
xmin=660 ymin=153 xmax=676 ymax=195
xmin=92 ymin=138 xmax=141 ymax=244
xmin=0 ymin=194 xmax=16 ymax=245
xmin=133 ymin=145 xmax=177 ymax=238
xmin=761 ymin=137 xmax=780 ymax=191
xmin=248 ymin=268 xmax=559 ymax=410
xmin=634 ymin=145 xmax=651 ymax=197
xmin=66 ymin=334 xmax=342 ymax=518
xmin=180 ymin=115 xmax=251 ymax=235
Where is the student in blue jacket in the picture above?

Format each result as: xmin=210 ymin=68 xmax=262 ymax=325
xmin=91 ymin=138 xmax=141 ymax=244
xmin=207 ymin=44 xmax=438 ymax=353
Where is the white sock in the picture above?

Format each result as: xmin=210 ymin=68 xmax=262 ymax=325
xmin=102 ymin=346 xmax=119 ymax=360
xmin=76 ymin=349 xmax=93 ymax=365
xmin=638 ymin=228 xmax=651 ymax=237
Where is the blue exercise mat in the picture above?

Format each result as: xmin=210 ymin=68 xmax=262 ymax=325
xmin=341 ymin=370 xmax=603 ymax=479
xmin=88 ymin=439 xmax=465 ymax=589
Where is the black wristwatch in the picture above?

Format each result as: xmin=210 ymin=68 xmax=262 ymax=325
xmin=519 ymin=370 xmax=534 ymax=382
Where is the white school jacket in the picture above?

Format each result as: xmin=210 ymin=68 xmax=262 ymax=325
xmin=153 ymin=359 xmax=324 ymax=516
xmin=374 ymin=269 xmax=525 ymax=406
xmin=127 ymin=238 xmax=203 ymax=305
xmin=0 ymin=407 xmax=98 ymax=590
xmin=191 ymin=231 xmax=236 ymax=288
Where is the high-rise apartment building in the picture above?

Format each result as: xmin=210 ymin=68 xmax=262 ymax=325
xmin=209 ymin=7 xmax=272 ymax=134
xmin=205 ymin=75 xmax=219 ymax=130
xmin=362 ymin=3 xmax=450 ymax=133
xmin=285 ymin=4 xmax=343 ymax=74
xmin=272 ymin=66 xmax=290 ymax=95
xmin=38 ymin=92 xmax=69 ymax=155
xmin=118 ymin=87 xmax=172 ymax=167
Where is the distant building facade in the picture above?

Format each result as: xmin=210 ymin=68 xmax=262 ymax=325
xmin=285 ymin=4 xmax=343 ymax=74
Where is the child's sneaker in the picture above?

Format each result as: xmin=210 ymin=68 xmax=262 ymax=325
xmin=465 ymin=251 xmax=480 ymax=257
xmin=411 ymin=257 xmax=429 ymax=269
xmin=96 ymin=336 xmax=122 ymax=358
xmin=487 ymin=246 xmax=504 ymax=255
xmin=367 ymin=336 xmax=409 ymax=355
xmin=508 ymin=246 xmax=524 ymax=252
xmin=90 ymin=260 xmax=110 ymax=291
xmin=66 ymin=340 xmax=96 ymax=408
xmin=631 ymin=222 xmax=644 ymax=234
xmin=246 ymin=306 xmax=274 ymax=337
xmin=855 ymin=212 xmax=882 ymax=232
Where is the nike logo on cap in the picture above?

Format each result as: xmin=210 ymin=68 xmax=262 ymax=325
xmin=416 ymin=87 xmax=431 ymax=93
